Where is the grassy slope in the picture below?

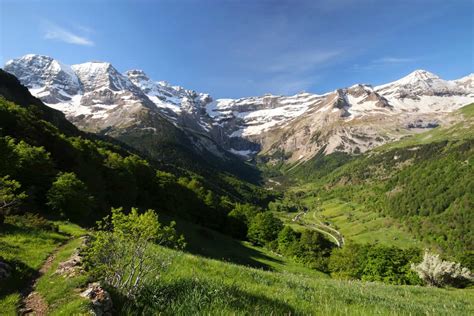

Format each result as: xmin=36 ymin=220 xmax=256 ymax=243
xmin=172 ymin=217 xmax=327 ymax=278
xmin=278 ymin=103 xmax=474 ymax=250
xmin=125 ymin=244 xmax=474 ymax=315
xmin=274 ymin=197 xmax=420 ymax=248
xmin=0 ymin=221 xmax=89 ymax=315
xmin=1 ymin=217 xmax=472 ymax=315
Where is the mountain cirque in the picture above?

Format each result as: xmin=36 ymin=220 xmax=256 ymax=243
xmin=4 ymin=54 xmax=473 ymax=164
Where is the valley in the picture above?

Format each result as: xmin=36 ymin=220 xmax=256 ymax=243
xmin=0 ymin=58 xmax=472 ymax=314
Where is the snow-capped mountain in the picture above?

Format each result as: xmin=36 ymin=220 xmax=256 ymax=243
xmin=374 ymin=69 xmax=473 ymax=112
xmin=4 ymin=54 xmax=473 ymax=164
xmin=3 ymin=54 xmax=245 ymax=173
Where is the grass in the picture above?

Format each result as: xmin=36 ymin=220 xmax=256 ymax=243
xmin=0 ymin=219 xmax=89 ymax=315
xmin=0 ymin=222 xmax=67 ymax=314
xmin=174 ymin=218 xmax=327 ymax=278
xmin=35 ymin=236 xmax=90 ymax=315
xmin=274 ymin=197 xmax=420 ymax=249
xmin=311 ymin=199 xmax=419 ymax=248
xmin=1 ymin=215 xmax=473 ymax=315
xmin=120 ymin=244 xmax=474 ymax=315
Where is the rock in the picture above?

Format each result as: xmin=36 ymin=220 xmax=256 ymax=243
xmin=55 ymin=252 xmax=82 ymax=277
xmin=0 ymin=257 xmax=12 ymax=280
xmin=55 ymin=235 xmax=89 ymax=277
xmin=81 ymin=282 xmax=113 ymax=316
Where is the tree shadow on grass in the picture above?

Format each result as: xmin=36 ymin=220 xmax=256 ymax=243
xmin=0 ymin=258 xmax=37 ymax=299
xmin=180 ymin=222 xmax=283 ymax=270
xmin=119 ymin=278 xmax=296 ymax=315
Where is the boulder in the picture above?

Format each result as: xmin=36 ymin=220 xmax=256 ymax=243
xmin=80 ymin=282 xmax=113 ymax=316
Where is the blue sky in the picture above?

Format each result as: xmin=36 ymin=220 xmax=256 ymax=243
xmin=1 ymin=0 xmax=473 ymax=98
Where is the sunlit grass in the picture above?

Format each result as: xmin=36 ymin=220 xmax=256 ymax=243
xmin=119 ymin=244 xmax=474 ymax=315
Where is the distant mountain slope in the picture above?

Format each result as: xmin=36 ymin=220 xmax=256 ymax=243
xmin=4 ymin=55 xmax=473 ymax=165
xmin=3 ymin=55 xmax=261 ymax=184
xmin=288 ymin=103 xmax=474 ymax=258
xmin=0 ymin=69 xmax=273 ymax=228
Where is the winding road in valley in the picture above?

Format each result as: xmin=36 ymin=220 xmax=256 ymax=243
xmin=292 ymin=211 xmax=345 ymax=247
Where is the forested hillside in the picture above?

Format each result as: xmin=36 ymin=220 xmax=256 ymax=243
xmin=0 ymin=69 xmax=272 ymax=230
xmin=285 ymin=104 xmax=474 ymax=263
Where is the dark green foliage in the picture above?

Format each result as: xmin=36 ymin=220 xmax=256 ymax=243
xmin=292 ymin=139 xmax=474 ymax=259
xmin=277 ymin=226 xmax=301 ymax=255
xmin=329 ymin=243 xmax=422 ymax=285
xmin=288 ymin=149 xmax=353 ymax=181
xmin=46 ymin=172 xmax=94 ymax=222
xmin=0 ymin=175 xmax=26 ymax=223
xmin=247 ymin=212 xmax=283 ymax=246
xmin=277 ymin=226 xmax=335 ymax=272
xmin=226 ymin=203 xmax=262 ymax=239
xmin=296 ymin=230 xmax=335 ymax=272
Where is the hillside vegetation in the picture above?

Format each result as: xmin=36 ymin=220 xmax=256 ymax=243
xmin=0 ymin=70 xmax=472 ymax=315
xmin=284 ymin=103 xmax=474 ymax=263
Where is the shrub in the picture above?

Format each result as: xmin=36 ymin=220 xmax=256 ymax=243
xmin=411 ymin=251 xmax=473 ymax=287
xmin=85 ymin=208 xmax=184 ymax=298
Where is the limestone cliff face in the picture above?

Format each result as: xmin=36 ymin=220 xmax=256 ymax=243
xmin=5 ymin=55 xmax=473 ymax=163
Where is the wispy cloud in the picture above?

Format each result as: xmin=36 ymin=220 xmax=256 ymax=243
xmin=372 ymin=56 xmax=416 ymax=64
xmin=266 ymin=49 xmax=343 ymax=74
xmin=353 ymin=56 xmax=417 ymax=71
xmin=43 ymin=21 xmax=94 ymax=46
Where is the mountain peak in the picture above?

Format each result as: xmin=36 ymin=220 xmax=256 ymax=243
xmin=399 ymin=69 xmax=440 ymax=84
xmin=7 ymin=54 xmax=53 ymax=64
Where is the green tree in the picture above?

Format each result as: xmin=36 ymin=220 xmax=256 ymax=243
xmin=296 ymin=230 xmax=335 ymax=272
xmin=329 ymin=242 xmax=367 ymax=279
xmin=247 ymin=212 xmax=283 ymax=246
xmin=46 ymin=172 xmax=94 ymax=221
xmin=277 ymin=226 xmax=300 ymax=256
xmin=0 ymin=175 xmax=26 ymax=224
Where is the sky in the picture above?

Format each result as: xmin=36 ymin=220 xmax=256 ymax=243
xmin=1 ymin=0 xmax=473 ymax=98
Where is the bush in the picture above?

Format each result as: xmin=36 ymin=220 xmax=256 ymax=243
xmin=411 ymin=251 xmax=473 ymax=288
xmin=296 ymin=230 xmax=335 ymax=272
xmin=85 ymin=208 xmax=184 ymax=298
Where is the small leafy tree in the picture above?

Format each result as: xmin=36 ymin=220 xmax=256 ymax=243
xmin=85 ymin=207 xmax=185 ymax=298
xmin=0 ymin=176 xmax=26 ymax=224
xmin=277 ymin=226 xmax=300 ymax=256
xmin=247 ymin=212 xmax=283 ymax=246
xmin=411 ymin=251 xmax=473 ymax=287
xmin=46 ymin=172 xmax=94 ymax=221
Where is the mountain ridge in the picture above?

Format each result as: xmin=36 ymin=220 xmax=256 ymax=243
xmin=4 ymin=54 xmax=473 ymax=165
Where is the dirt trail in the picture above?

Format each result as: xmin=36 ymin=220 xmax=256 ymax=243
xmin=19 ymin=242 xmax=68 ymax=316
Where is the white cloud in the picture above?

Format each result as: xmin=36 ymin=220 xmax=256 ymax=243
xmin=43 ymin=21 xmax=94 ymax=46
xmin=372 ymin=57 xmax=416 ymax=64
xmin=266 ymin=50 xmax=343 ymax=73
xmin=353 ymin=56 xmax=417 ymax=71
